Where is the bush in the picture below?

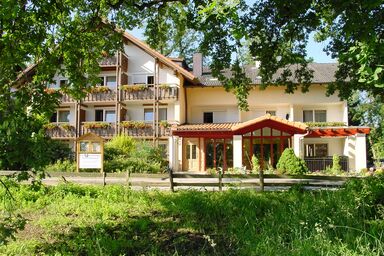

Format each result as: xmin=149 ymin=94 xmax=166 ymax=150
xmin=251 ymin=155 xmax=260 ymax=174
xmin=330 ymin=154 xmax=343 ymax=174
xmin=103 ymin=136 xmax=166 ymax=173
xmin=276 ymin=148 xmax=308 ymax=175
xmin=44 ymin=159 xmax=76 ymax=172
xmin=104 ymin=135 xmax=135 ymax=160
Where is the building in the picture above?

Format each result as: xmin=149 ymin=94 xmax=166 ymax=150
xmin=32 ymin=32 xmax=369 ymax=172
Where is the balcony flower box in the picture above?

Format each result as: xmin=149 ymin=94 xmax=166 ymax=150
xmin=159 ymin=83 xmax=171 ymax=89
xmin=43 ymin=123 xmax=58 ymax=130
xmin=121 ymin=121 xmax=151 ymax=129
xmin=88 ymin=86 xmax=110 ymax=94
xmin=121 ymin=84 xmax=148 ymax=92
xmin=44 ymin=88 xmax=62 ymax=95
xmin=83 ymin=122 xmax=110 ymax=129
xmin=59 ymin=123 xmax=74 ymax=131
xmin=159 ymin=120 xmax=170 ymax=128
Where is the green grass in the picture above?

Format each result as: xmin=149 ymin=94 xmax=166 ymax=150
xmin=0 ymin=176 xmax=384 ymax=255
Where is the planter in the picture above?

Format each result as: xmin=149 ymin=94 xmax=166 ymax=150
xmin=59 ymin=123 xmax=74 ymax=131
xmin=121 ymin=84 xmax=148 ymax=92
xmin=43 ymin=123 xmax=57 ymax=130
xmin=83 ymin=122 xmax=111 ymax=129
xmin=121 ymin=121 xmax=151 ymax=129
xmin=89 ymin=86 xmax=110 ymax=93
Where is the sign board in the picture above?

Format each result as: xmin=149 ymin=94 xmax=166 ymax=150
xmin=76 ymin=133 xmax=104 ymax=173
xmin=79 ymin=154 xmax=102 ymax=169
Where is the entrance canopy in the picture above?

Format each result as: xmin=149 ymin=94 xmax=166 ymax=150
xmin=172 ymin=114 xmax=308 ymax=137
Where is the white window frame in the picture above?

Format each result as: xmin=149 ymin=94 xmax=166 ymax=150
xmin=303 ymin=109 xmax=327 ymax=122
xmin=144 ymin=107 xmax=167 ymax=122
xmin=51 ymin=109 xmax=71 ymax=123
xmin=96 ymin=75 xmax=117 ymax=89
xmin=305 ymin=143 xmax=329 ymax=157
xmin=94 ymin=108 xmax=116 ymax=123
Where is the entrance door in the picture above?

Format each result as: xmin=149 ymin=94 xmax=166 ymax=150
xmin=184 ymin=139 xmax=199 ymax=171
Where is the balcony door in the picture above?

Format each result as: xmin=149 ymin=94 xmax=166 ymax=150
xmin=184 ymin=139 xmax=199 ymax=172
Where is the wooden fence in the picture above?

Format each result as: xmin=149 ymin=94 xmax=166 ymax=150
xmin=0 ymin=170 xmax=353 ymax=191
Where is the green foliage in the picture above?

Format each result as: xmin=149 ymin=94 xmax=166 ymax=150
xmin=276 ymin=148 xmax=309 ymax=175
xmin=251 ymin=155 xmax=260 ymax=174
xmin=103 ymin=136 xmax=166 ymax=173
xmin=44 ymin=160 xmax=76 ymax=173
xmin=305 ymin=122 xmax=346 ymax=127
xmin=1 ymin=177 xmax=384 ymax=255
xmin=104 ymin=135 xmax=135 ymax=160
xmin=331 ymin=154 xmax=342 ymax=174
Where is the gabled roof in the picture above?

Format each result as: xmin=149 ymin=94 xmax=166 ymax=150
xmin=121 ymin=31 xmax=197 ymax=83
xmin=196 ymin=63 xmax=339 ymax=87
xmin=172 ymin=114 xmax=308 ymax=137
xmin=77 ymin=132 xmax=104 ymax=141
xmin=18 ymin=31 xmax=198 ymax=84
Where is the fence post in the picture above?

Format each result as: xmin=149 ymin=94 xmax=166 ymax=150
xmin=169 ymin=167 xmax=174 ymax=192
xmin=103 ymin=172 xmax=106 ymax=187
xmin=259 ymin=169 xmax=264 ymax=192
xmin=218 ymin=168 xmax=223 ymax=192
xmin=126 ymin=169 xmax=131 ymax=187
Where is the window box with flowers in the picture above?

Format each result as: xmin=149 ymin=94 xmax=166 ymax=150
xmin=43 ymin=123 xmax=58 ymax=130
xmin=159 ymin=121 xmax=170 ymax=128
xmin=44 ymin=88 xmax=62 ymax=95
xmin=88 ymin=86 xmax=110 ymax=94
xmin=121 ymin=84 xmax=148 ymax=92
xmin=59 ymin=123 xmax=74 ymax=131
xmin=83 ymin=122 xmax=111 ymax=129
xmin=159 ymin=83 xmax=171 ymax=89
xmin=121 ymin=121 xmax=151 ymax=129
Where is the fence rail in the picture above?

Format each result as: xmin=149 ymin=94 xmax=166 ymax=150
xmin=0 ymin=170 xmax=353 ymax=190
xmin=305 ymin=156 xmax=349 ymax=172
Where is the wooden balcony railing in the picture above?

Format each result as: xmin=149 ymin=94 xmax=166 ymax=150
xmin=158 ymin=87 xmax=179 ymax=100
xmin=45 ymin=124 xmax=76 ymax=138
xmin=81 ymin=122 xmax=116 ymax=138
xmin=60 ymin=94 xmax=76 ymax=103
xmin=304 ymin=156 xmax=349 ymax=172
xmin=120 ymin=86 xmax=179 ymax=101
xmin=83 ymin=90 xmax=117 ymax=102
xmin=120 ymin=122 xmax=171 ymax=137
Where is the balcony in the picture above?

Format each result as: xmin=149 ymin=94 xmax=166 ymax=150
xmin=304 ymin=156 xmax=349 ymax=172
xmin=45 ymin=123 xmax=76 ymax=139
xmin=81 ymin=122 xmax=116 ymax=138
xmin=83 ymin=89 xmax=117 ymax=103
xmin=120 ymin=121 xmax=171 ymax=138
xmin=60 ymin=94 xmax=76 ymax=104
xmin=120 ymin=85 xmax=178 ymax=101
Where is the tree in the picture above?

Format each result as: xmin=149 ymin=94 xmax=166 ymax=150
xmin=192 ymin=0 xmax=384 ymax=110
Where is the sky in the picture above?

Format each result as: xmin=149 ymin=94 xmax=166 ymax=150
xmin=129 ymin=27 xmax=336 ymax=64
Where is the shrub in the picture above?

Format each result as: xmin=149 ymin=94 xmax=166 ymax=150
xmin=251 ymin=155 xmax=260 ymax=174
xmin=331 ymin=154 xmax=343 ymax=174
xmin=276 ymin=148 xmax=308 ymax=175
xmin=44 ymin=159 xmax=76 ymax=172
xmin=104 ymin=135 xmax=135 ymax=160
xmin=45 ymin=139 xmax=73 ymax=163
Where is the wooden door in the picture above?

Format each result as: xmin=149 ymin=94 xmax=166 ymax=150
xmin=184 ymin=139 xmax=199 ymax=171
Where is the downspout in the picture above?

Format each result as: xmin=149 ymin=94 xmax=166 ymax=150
xmin=298 ymin=128 xmax=311 ymax=158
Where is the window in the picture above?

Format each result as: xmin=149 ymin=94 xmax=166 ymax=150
xmin=95 ymin=110 xmax=104 ymax=122
xmin=105 ymin=110 xmax=116 ymax=122
xmin=186 ymin=144 xmax=197 ymax=160
xmin=303 ymin=110 xmax=327 ymax=122
xmin=147 ymin=75 xmax=154 ymax=85
xmin=50 ymin=110 xmax=70 ymax=123
xmin=159 ymin=108 xmax=167 ymax=121
xmin=144 ymin=109 xmax=154 ymax=122
xmin=50 ymin=112 xmax=57 ymax=122
xmin=203 ymin=112 xmax=213 ymax=123
xmin=94 ymin=109 xmax=115 ymax=122
xmin=305 ymin=144 xmax=328 ymax=157
xmin=60 ymin=80 xmax=67 ymax=87
xmin=144 ymin=108 xmax=167 ymax=121
xmin=106 ymin=76 xmax=116 ymax=88
xmin=266 ymin=110 xmax=276 ymax=116
xmin=97 ymin=77 xmax=105 ymax=86
xmin=58 ymin=110 xmax=70 ymax=122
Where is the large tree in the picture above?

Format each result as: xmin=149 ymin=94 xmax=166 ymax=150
xmin=1 ymin=0 xmax=383 ymax=169
xmin=195 ymin=0 xmax=383 ymax=110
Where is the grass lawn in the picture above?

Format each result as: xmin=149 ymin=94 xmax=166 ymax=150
xmin=0 ymin=176 xmax=383 ymax=255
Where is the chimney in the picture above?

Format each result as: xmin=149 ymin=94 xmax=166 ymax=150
xmin=192 ymin=53 xmax=203 ymax=77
